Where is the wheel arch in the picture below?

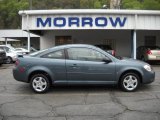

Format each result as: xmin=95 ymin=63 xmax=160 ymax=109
xmin=118 ymin=69 xmax=143 ymax=85
xmin=27 ymin=67 xmax=54 ymax=84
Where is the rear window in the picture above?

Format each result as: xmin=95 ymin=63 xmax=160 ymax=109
xmin=96 ymin=45 xmax=112 ymax=50
xmin=30 ymin=49 xmax=49 ymax=57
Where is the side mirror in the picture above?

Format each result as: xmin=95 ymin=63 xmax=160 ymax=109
xmin=102 ymin=58 xmax=112 ymax=63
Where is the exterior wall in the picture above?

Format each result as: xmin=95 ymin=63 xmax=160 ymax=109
xmin=18 ymin=10 xmax=160 ymax=57
xmin=137 ymin=30 xmax=160 ymax=46
xmin=40 ymin=30 xmax=160 ymax=57
xmin=40 ymin=31 xmax=55 ymax=49
xmin=40 ymin=30 xmax=131 ymax=57
xmin=137 ymin=16 xmax=160 ymax=30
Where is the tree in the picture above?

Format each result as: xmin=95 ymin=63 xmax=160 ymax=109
xmin=122 ymin=0 xmax=160 ymax=10
xmin=142 ymin=0 xmax=160 ymax=10
xmin=0 ymin=0 xmax=29 ymax=29
xmin=0 ymin=0 xmax=159 ymax=29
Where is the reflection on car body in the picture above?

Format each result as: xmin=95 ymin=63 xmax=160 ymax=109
xmin=95 ymin=44 xmax=115 ymax=56
xmin=13 ymin=44 xmax=155 ymax=93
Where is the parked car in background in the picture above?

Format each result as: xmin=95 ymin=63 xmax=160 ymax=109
xmin=15 ymin=48 xmax=29 ymax=55
xmin=13 ymin=44 xmax=155 ymax=93
xmin=137 ymin=46 xmax=160 ymax=62
xmin=95 ymin=45 xmax=115 ymax=56
xmin=0 ymin=48 xmax=6 ymax=65
xmin=0 ymin=45 xmax=17 ymax=63
xmin=23 ymin=46 xmax=38 ymax=53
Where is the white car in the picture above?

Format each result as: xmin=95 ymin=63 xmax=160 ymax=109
xmin=15 ymin=48 xmax=29 ymax=55
xmin=0 ymin=45 xmax=17 ymax=63
xmin=23 ymin=46 xmax=38 ymax=53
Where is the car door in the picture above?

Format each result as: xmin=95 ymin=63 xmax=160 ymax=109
xmin=66 ymin=47 xmax=116 ymax=84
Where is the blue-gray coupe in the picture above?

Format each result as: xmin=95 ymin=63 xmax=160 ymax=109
xmin=13 ymin=44 xmax=155 ymax=93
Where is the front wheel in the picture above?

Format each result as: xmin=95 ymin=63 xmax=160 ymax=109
xmin=6 ymin=57 xmax=12 ymax=64
xmin=120 ymin=73 xmax=140 ymax=92
xmin=30 ymin=74 xmax=51 ymax=93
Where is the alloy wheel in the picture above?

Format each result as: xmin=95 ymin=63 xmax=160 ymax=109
xmin=123 ymin=75 xmax=138 ymax=91
xmin=120 ymin=73 xmax=140 ymax=92
xmin=31 ymin=74 xmax=50 ymax=93
xmin=32 ymin=77 xmax=47 ymax=92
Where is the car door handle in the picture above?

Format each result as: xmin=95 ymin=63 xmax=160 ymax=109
xmin=70 ymin=64 xmax=78 ymax=68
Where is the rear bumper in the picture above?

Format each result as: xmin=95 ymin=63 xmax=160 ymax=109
xmin=13 ymin=68 xmax=28 ymax=83
xmin=147 ymin=55 xmax=160 ymax=61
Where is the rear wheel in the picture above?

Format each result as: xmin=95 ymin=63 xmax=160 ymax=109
xmin=30 ymin=74 xmax=51 ymax=93
xmin=120 ymin=72 xmax=140 ymax=92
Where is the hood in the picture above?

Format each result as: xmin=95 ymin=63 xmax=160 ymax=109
xmin=121 ymin=57 xmax=147 ymax=65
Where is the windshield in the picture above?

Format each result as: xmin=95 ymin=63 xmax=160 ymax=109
xmin=8 ymin=45 xmax=15 ymax=51
xmin=95 ymin=45 xmax=112 ymax=50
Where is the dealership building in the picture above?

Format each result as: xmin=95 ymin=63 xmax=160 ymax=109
xmin=19 ymin=9 xmax=160 ymax=58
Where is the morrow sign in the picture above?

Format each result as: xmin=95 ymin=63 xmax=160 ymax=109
xmin=36 ymin=16 xmax=127 ymax=29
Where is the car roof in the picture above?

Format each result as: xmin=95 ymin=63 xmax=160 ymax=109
xmin=0 ymin=45 xmax=10 ymax=47
xmin=49 ymin=44 xmax=96 ymax=50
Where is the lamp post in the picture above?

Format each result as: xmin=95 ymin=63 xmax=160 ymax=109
xmin=27 ymin=0 xmax=32 ymax=52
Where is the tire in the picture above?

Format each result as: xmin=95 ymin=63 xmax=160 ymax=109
xmin=120 ymin=72 xmax=140 ymax=92
xmin=30 ymin=74 xmax=51 ymax=93
xmin=6 ymin=57 xmax=12 ymax=64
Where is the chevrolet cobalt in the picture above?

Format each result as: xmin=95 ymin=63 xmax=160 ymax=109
xmin=13 ymin=44 xmax=155 ymax=93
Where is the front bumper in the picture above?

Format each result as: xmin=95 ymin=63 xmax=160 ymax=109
xmin=142 ymin=70 xmax=155 ymax=84
xmin=12 ymin=57 xmax=17 ymax=62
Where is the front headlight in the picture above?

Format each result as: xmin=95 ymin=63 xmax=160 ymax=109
xmin=144 ymin=65 xmax=152 ymax=72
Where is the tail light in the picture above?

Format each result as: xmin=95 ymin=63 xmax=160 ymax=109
xmin=146 ymin=50 xmax=152 ymax=55
xmin=112 ymin=50 xmax=115 ymax=56
xmin=15 ymin=59 xmax=20 ymax=66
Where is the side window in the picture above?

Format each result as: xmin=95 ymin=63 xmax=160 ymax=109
xmin=67 ymin=47 xmax=109 ymax=62
xmin=41 ymin=50 xmax=64 ymax=59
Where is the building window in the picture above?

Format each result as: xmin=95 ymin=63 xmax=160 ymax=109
xmin=55 ymin=36 xmax=72 ymax=45
xmin=145 ymin=36 xmax=156 ymax=46
xmin=103 ymin=39 xmax=116 ymax=50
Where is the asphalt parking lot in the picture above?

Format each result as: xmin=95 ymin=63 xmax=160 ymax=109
xmin=0 ymin=64 xmax=160 ymax=120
